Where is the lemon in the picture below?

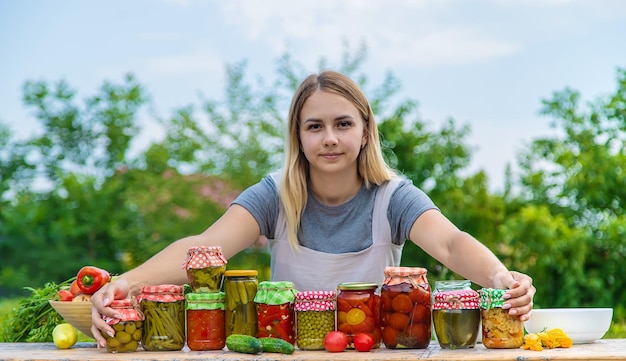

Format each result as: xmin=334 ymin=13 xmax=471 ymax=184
xmin=52 ymin=323 xmax=78 ymax=349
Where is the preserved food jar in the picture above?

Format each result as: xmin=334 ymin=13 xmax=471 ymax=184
xmin=336 ymin=282 xmax=381 ymax=348
xmin=182 ymin=246 xmax=227 ymax=293
xmin=295 ymin=290 xmax=335 ymax=350
xmin=432 ymin=280 xmax=480 ymax=349
xmin=254 ymin=281 xmax=297 ymax=344
xmin=480 ymin=288 xmax=524 ymax=349
xmin=139 ymin=284 xmax=185 ymax=351
xmin=380 ymin=266 xmax=431 ymax=349
xmin=224 ymin=270 xmax=258 ymax=337
xmin=185 ymin=291 xmax=226 ymax=351
xmin=101 ymin=298 xmax=144 ymax=353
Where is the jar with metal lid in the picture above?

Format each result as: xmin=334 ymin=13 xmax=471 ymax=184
xmin=139 ymin=284 xmax=185 ymax=351
xmin=254 ymin=281 xmax=297 ymax=344
xmin=336 ymin=282 xmax=381 ymax=348
xmin=295 ymin=290 xmax=335 ymax=350
xmin=100 ymin=298 xmax=144 ymax=353
xmin=432 ymin=280 xmax=480 ymax=349
xmin=479 ymin=288 xmax=524 ymax=349
xmin=380 ymin=266 xmax=431 ymax=349
xmin=185 ymin=291 xmax=226 ymax=351
xmin=182 ymin=246 xmax=227 ymax=293
xmin=223 ymin=270 xmax=258 ymax=337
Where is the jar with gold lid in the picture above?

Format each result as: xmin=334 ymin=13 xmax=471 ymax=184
xmin=336 ymin=282 xmax=381 ymax=348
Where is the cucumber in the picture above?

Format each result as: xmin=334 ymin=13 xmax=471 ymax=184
xmin=226 ymin=334 xmax=263 ymax=354
xmin=260 ymin=337 xmax=295 ymax=354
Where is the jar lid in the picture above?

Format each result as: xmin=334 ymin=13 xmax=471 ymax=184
xmin=224 ymin=270 xmax=258 ymax=277
xmin=295 ymin=291 xmax=335 ymax=311
xmin=433 ymin=289 xmax=480 ymax=310
xmin=254 ymin=281 xmax=297 ymax=305
xmin=103 ymin=298 xmax=144 ymax=324
xmin=185 ymin=291 xmax=225 ymax=310
xmin=384 ymin=266 xmax=427 ymax=276
xmin=383 ymin=266 xmax=429 ymax=287
xmin=182 ymin=246 xmax=227 ymax=270
xmin=138 ymin=284 xmax=185 ymax=302
xmin=479 ymin=288 xmax=507 ymax=309
xmin=337 ymin=282 xmax=378 ymax=291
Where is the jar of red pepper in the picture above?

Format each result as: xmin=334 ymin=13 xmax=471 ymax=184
xmin=254 ymin=281 xmax=297 ymax=344
xmin=336 ymin=282 xmax=381 ymax=349
xmin=101 ymin=298 xmax=144 ymax=353
xmin=182 ymin=246 xmax=227 ymax=293
xmin=185 ymin=291 xmax=226 ymax=351
xmin=295 ymin=290 xmax=335 ymax=350
xmin=139 ymin=284 xmax=185 ymax=351
xmin=380 ymin=266 xmax=431 ymax=349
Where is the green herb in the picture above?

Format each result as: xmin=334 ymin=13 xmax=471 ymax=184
xmin=0 ymin=278 xmax=72 ymax=342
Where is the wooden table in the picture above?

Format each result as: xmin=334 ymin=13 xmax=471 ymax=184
xmin=1 ymin=340 xmax=625 ymax=361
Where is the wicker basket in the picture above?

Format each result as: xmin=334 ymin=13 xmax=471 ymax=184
xmin=49 ymin=300 xmax=94 ymax=337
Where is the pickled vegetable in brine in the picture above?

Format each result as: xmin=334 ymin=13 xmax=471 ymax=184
xmin=432 ymin=309 xmax=480 ymax=349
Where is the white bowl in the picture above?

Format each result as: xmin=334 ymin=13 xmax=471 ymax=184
xmin=524 ymin=308 xmax=613 ymax=344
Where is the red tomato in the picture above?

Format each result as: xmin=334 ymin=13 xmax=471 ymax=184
xmin=324 ymin=331 xmax=348 ymax=352
xmin=354 ymin=333 xmax=375 ymax=352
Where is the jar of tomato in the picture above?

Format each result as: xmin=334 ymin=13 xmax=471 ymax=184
xmin=479 ymin=288 xmax=524 ymax=349
xmin=100 ymin=298 xmax=144 ymax=353
xmin=139 ymin=284 xmax=185 ymax=351
xmin=223 ymin=270 xmax=258 ymax=337
xmin=295 ymin=290 xmax=335 ymax=350
xmin=254 ymin=281 xmax=297 ymax=344
xmin=336 ymin=282 xmax=381 ymax=348
xmin=185 ymin=292 xmax=226 ymax=351
xmin=182 ymin=246 xmax=227 ymax=293
xmin=432 ymin=280 xmax=480 ymax=349
xmin=380 ymin=266 xmax=431 ymax=349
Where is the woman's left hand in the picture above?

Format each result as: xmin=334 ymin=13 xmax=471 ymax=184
xmin=494 ymin=271 xmax=535 ymax=321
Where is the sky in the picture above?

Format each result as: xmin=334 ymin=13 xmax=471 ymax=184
xmin=1 ymin=0 xmax=625 ymax=191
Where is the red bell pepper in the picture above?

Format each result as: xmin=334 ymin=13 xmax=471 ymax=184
xmin=57 ymin=289 xmax=74 ymax=301
xmin=76 ymin=266 xmax=111 ymax=294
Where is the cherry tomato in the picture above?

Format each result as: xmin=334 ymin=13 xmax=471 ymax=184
xmin=354 ymin=333 xmax=375 ymax=352
xmin=324 ymin=331 xmax=348 ymax=352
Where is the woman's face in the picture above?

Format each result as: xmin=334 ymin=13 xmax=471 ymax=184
xmin=299 ymin=90 xmax=367 ymax=177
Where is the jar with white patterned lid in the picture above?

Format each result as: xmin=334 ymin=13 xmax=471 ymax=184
xmin=139 ymin=284 xmax=185 ymax=351
xmin=432 ymin=280 xmax=480 ymax=349
xmin=295 ymin=290 xmax=335 ymax=350
xmin=182 ymin=246 xmax=227 ymax=293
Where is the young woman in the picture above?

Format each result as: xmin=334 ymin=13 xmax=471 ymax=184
xmin=91 ymin=70 xmax=535 ymax=346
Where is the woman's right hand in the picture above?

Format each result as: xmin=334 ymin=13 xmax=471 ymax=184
xmin=90 ymin=277 xmax=131 ymax=348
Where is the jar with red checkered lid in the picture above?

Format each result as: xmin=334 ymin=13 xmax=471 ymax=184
xmin=182 ymin=246 xmax=227 ymax=293
xmin=432 ymin=280 xmax=480 ymax=349
xmin=139 ymin=284 xmax=185 ymax=351
xmin=294 ymin=290 xmax=335 ymax=350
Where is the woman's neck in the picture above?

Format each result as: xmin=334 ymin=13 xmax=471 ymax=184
xmin=308 ymin=171 xmax=362 ymax=206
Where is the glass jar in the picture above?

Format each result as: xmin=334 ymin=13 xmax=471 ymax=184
xmin=100 ymin=298 xmax=144 ymax=353
xmin=223 ymin=270 xmax=258 ymax=337
xmin=185 ymin=292 xmax=226 ymax=351
xmin=295 ymin=290 xmax=335 ymax=350
xmin=254 ymin=281 xmax=297 ymax=344
xmin=380 ymin=266 xmax=431 ymax=349
xmin=479 ymin=288 xmax=524 ymax=349
xmin=182 ymin=246 xmax=227 ymax=293
xmin=432 ymin=280 xmax=480 ymax=349
xmin=336 ymin=282 xmax=381 ymax=349
xmin=139 ymin=284 xmax=185 ymax=351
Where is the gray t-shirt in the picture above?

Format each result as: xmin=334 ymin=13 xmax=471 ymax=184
xmin=232 ymin=174 xmax=438 ymax=253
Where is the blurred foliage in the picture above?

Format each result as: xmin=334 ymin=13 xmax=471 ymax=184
xmin=0 ymin=44 xmax=625 ymax=339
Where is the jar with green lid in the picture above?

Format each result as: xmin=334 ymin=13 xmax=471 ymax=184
xmin=139 ymin=284 xmax=185 ymax=351
xmin=295 ymin=290 xmax=335 ymax=350
xmin=479 ymin=288 xmax=524 ymax=349
xmin=254 ymin=281 xmax=298 ymax=344
xmin=100 ymin=298 xmax=144 ymax=353
xmin=337 ymin=282 xmax=381 ymax=349
xmin=432 ymin=280 xmax=480 ymax=349
xmin=182 ymin=246 xmax=227 ymax=293
xmin=224 ymin=270 xmax=258 ymax=337
xmin=380 ymin=267 xmax=431 ymax=349
xmin=186 ymin=292 xmax=225 ymax=351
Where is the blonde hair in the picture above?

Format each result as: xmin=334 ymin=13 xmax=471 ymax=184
xmin=279 ymin=70 xmax=396 ymax=248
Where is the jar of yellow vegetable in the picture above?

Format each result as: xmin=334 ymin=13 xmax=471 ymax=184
xmin=100 ymin=298 xmax=144 ymax=353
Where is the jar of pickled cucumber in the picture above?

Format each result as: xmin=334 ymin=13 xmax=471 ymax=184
xmin=380 ymin=266 xmax=431 ymax=349
xmin=254 ymin=281 xmax=297 ymax=344
xmin=182 ymin=246 xmax=227 ymax=293
xmin=100 ymin=298 xmax=144 ymax=353
xmin=295 ymin=290 xmax=335 ymax=350
xmin=223 ymin=270 xmax=258 ymax=337
xmin=432 ymin=280 xmax=480 ymax=349
xmin=139 ymin=284 xmax=185 ymax=351
xmin=186 ymin=291 xmax=226 ymax=351
xmin=336 ymin=282 xmax=381 ymax=349
xmin=479 ymin=288 xmax=524 ymax=349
